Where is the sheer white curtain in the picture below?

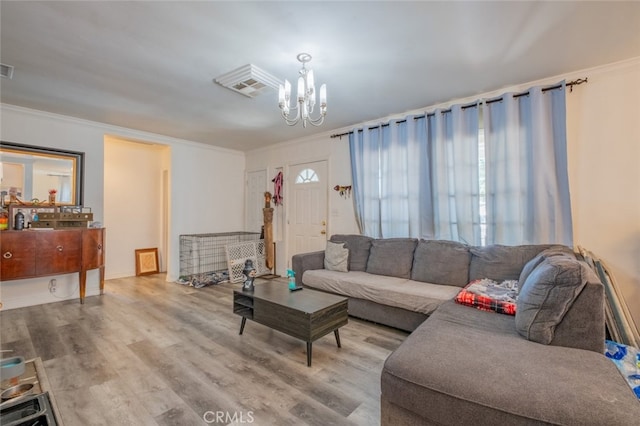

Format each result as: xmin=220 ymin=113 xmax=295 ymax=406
xmin=380 ymin=119 xmax=426 ymax=237
xmin=484 ymin=83 xmax=573 ymax=245
xmin=427 ymin=105 xmax=481 ymax=244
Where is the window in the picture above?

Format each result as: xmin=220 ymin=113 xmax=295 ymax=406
xmin=295 ymin=168 xmax=319 ymax=184
xmin=478 ymin=127 xmax=486 ymax=245
xmin=350 ymin=84 xmax=572 ymax=245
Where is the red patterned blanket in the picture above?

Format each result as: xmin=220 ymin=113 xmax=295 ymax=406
xmin=455 ymin=278 xmax=519 ymax=315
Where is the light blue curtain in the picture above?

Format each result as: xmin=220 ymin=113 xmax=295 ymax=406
xmin=350 ymin=118 xmax=427 ymax=238
xmin=350 ymin=127 xmax=381 ymax=236
xmin=484 ymin=83 xmax=573 ymax=245
xmin=426 ymin=105 xmax=480 ymax=244
xmin=350 ymin=108 xmax=479 ymax=241
xmin=350 ymin=84 xmax=570 ymax=246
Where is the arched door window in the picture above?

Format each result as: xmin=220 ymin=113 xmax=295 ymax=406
xmin=295 ymin=168 xmax=319 ymax=184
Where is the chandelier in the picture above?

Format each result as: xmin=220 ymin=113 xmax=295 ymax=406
xmin=278 ymin=53 xmax=327 ymax=127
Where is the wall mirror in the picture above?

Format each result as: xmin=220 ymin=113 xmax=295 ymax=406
xmin=0 ymin=141 xmax=85 ymax=206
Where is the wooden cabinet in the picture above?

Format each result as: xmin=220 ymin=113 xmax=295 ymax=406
xmin=35 ymin=230 xmax=82 ymax=276
xmin=0 ymin=228 xmax=106 ymax=303
xmin=0 ymin=232 xmax=36 ymax=280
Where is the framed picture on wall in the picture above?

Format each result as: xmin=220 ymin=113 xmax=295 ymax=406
xmin=135 ymin=248 xmax=159 ymax=276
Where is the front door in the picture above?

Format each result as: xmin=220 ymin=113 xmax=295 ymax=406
xmin=288 ymin=160 xmax=328 ymax=258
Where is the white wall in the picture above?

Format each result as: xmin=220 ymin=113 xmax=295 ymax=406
xmin=1 ymin=105 xmax=106 ymax=309
xmin=104 ymin=136 xmax=168 ymax=278
xmin=245 ymin=133 xmax=359 ymax=274
xmin=566 ymin=59 xmax=640 ymax=331
xmin=246 ymin=57 xmax=640 ymax=333
xmin=0 ymin=104 xmax=245 ymax=309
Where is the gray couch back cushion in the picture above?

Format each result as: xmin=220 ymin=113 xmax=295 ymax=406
xmin=411 ymin=239 xmax=471 ymax=287
xmin=518 ymin=246 xmax=576 ymax=291
xmin=366 ymin=238 xmax=418 ymax=278
xmin=469 ymin=244 xmax=556 ymax=281
xmin=330 ymin=234 xmax=373 ymax=272
xmin=516 ymin=256 xmax=593 ymax=345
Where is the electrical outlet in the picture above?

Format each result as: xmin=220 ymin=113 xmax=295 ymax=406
xmin=49 ymin=279 xmax=57 ymax=293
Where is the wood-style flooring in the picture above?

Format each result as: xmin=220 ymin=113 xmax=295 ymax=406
xmin=0 ymin=275 xmax=408 ymax=425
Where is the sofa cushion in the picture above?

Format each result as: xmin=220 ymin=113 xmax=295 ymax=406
xmin=518 ymin=246 xmax=575 ymax=293
xmin=411 ymin=239 xmax=470 ymax=286
xmin=366 ymin=238 xmax=418 ymax=278
xmin=303 ymin=270 xmax=459 ymax=315
xmin=330 ymin=234 xmax=373 ymax=272
xmin=324 ymin=241 xmax=349 ymax=272
xmin=469 ymin=244 xmax=555 ymax=281
xmin=515 ymin=256 xmax=589 ymax=345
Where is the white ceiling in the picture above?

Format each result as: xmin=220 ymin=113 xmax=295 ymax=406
xmin=1 ymin=1 xmax=639 ymax=152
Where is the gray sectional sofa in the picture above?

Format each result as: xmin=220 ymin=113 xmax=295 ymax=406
xmin=292 ymin=234 xmax=640 ymax=425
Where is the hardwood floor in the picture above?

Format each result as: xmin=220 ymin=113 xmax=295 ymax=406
xmin=0 ymin=275 xmax=408 ymax=425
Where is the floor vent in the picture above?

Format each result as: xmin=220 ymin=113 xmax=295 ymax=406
xmin=214 ymin=64 xmax=281 ymax=98
xmin=1 ymin=63 xmax=14 ymax=79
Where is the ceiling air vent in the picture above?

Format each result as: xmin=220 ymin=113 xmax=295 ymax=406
xmin=1 ymin=63 xmax=14 ymax=79
xmin=214 ymin=64 xmax=281 ymax=98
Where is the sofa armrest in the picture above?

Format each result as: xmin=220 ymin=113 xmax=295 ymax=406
xmin=550 ymin=280 xmax=605 ymax=353
xmin=292 ymin=250 xmax=325 ymax=286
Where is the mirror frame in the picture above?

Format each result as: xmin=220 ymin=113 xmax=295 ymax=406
xmin=0 ymin=141 xmax=85 ymax=206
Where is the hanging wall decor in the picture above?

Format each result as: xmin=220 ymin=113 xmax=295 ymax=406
xmin=334 ymin=185 xmax=352 ymax=198
xmin=272 ymin=171 xmax=283 ymax=205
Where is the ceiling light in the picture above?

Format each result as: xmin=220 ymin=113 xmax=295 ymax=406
xmin=278 ymin=53 xmax=327 ymax=128
xmin=214 ymin=64 xmax=281 ymax=98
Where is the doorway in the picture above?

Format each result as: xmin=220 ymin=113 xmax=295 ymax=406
xmin=287 ymin=160 xmax=328 ymax=258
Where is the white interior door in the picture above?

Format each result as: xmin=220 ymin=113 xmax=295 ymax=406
xmin=288 ymin=160 xmax=328 ymax=257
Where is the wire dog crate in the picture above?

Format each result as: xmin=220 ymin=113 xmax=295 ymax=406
xmin=179 ymin=232 xmax=261 ymax=279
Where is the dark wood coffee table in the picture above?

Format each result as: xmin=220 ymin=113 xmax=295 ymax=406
xmin=233 ymin=281 xmax=348 ymax=366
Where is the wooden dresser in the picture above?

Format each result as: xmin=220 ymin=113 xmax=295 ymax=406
xmin=0 ymin=228 xmax=105 ymax=303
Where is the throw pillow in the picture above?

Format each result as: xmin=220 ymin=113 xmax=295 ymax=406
xmin=324 ymin=241 xmax=349 ymax=272
xmin=515 ymin=256 xmax=587 ymax=345
xmin=518 ymin=246 xmax=575 ymax=293
xmin=455 ymin=278 xmax=519 ymax=315
xmin=330 ymin=234 xmax=373 ymax=271
xmin=411 ymin=239 xmax=471 ymax=287
xmin=366 ymin=238 xmax=418 ymax=279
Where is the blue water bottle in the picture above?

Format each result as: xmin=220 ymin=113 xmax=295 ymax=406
xmin=287 ymin=269 xmax=296 ymax=290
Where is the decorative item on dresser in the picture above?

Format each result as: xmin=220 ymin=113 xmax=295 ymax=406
xmin=0 ymin=228 xmax=105 ymax=303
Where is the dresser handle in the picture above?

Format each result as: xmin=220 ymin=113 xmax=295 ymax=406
xmin=3 ymin=252 xmax=12 ymax=259
xmin=97 ymin=244 xmax=102 ymax=250
xmin=56 ymin=245 xmax=63 ymax=252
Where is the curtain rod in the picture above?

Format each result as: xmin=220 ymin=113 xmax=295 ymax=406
xmin=330 ymin=78 xmax=588 ymax=139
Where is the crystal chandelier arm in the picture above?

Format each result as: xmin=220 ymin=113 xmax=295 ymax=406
xmin=319 ymin=84 xmax=327 ymax=108
xmin=296 ymin=77 xmax=305 ymax=102
xmin=278 ymin=53 xmax=327 ymax=128
xmin=281 ymin=104 xmax=302 ymax=126
xmin=305 ymin=113 xmax=326 ymax=127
